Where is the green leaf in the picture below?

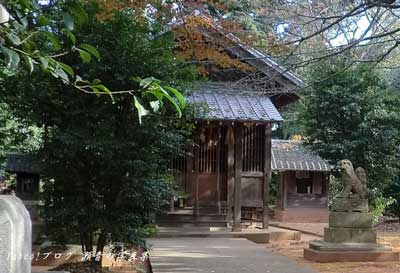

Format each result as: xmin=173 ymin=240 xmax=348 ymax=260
xmin=16 ymin=10 xmax=28 ymax=27
xmin=93 ymin=84 xmax=114 ymax=102
xmin=6 ymin=33 xmax=21 ymax=45
xmin=41 ymin=31 xmax=61 ymax=51
xmin=0 ymin=45 xmax=20 ymax=71
xmin=147 ymin=89 xmax=164 ymax=101
xmin=130 ymin=76 xmax=142 ymax=83
xmin=39 ymin=57 xmax=49 ymax=70
xmin=63 ymin=12 xmax=75 ymax=31
xmin=76 ymin=48 xmax=91 ymax=63
xmin=52 ymin=68 xmax=69 ymax=83
xmin=24 ymin=55 xmax=34 ymax=73
xmin=75 ymin=75 xmax=89 ymax=84
xmin=140 ymin=77 xmax=157 ymax=88
xmin=67 ymin=31 xmax=76 ymax=44
xmin=90 ymin=86 xmax=100 ymax=96
xmin=164 ymin=86 xmax=186 ymax=108
xmin=65 ymin=2 xmax=88 ymax=26
xmin=58 ymin=62 xmax=74 ymax=77
xmin=37 ymin=15 xmax=51 ymax=26
xmin=92 ymin=79 xmax=102 ymax=85
xmin=158 ymin=86 xmax=182 ymax=117
xmin=134 ymin=96 xmax=149 ymax=124
xmin=79 ymin=44 xmax=100 ymax=60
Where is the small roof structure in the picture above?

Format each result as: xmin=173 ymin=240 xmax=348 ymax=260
xmin=271 ymin=140 xmax=332 ymax=172
xmin=222 ymin=32 xmax=304 ymax=88
xmin=5 ymin=154 xmax=41 ymax=174
xmin=187 ymin=82 xmax=283 ymax=122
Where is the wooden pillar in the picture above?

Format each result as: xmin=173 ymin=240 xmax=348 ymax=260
xmin=263 ymin=123 xmax=272 ymax=229
xmin=216 ymin=126 xmax=222 ymax=215
xmin=278 ymin=172 xmax=284 ymax=210
xmin=185 ymin=141 xmax=194 ymax=195
xmin=16 ymin=174 xmax=22 ymax=193
xmin=226 ymin=126 xmax=235 ymax=224
xmin=193 ymin=140 xmax=199 ymax=217
xmin=170 ymin=196 xmax=175 ymax=212
xmin=195 ymin=176 xmax=199 ymax=217
xmin=185 ymin=142 xmax=194 ymax=210
xmin=233 ymin=124 xmax=243 ymax=232
xmin=326 ymin=173 xmax=330 ymax=208
xmin=321 ymin=172 xmax=327 ymax=195
xmin=283 ymin=172 xmax=287 ymax=210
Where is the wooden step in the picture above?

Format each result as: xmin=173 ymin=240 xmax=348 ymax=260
xmin=157 ymin=214 xmax=228 ymax=227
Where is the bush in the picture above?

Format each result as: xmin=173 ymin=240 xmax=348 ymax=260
xmin=383 ymin=176 xmax=400 ymax=220
xmin=369 ymin=188 xmax=396 ymax=224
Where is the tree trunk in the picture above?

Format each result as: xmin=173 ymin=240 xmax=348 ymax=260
xmin=81 ymin=231 xmax=93 ymax=253
xmin=80 ymin=230 xmax=94 ymax=265
xmin=94 ymin=232 xmax=107 ymax=266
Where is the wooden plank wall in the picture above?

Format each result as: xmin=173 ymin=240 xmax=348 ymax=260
xmin=172 ymin=123 xmax=268 ymax=209
xmin=241 ymin=124 xmax=266 ymax=208
xmin=242 ymin=125 xmax=265 ymax=173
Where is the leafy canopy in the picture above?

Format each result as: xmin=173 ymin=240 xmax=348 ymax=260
xmin=0 ymin=0 xmax=187 ymax=120
xmin=1 ymin=6 xmax=197 ymax=262
xmin=301 ymin=59 xmax=400 ymax=189
xmin=0 ymin=103 xmax=42 ymax=164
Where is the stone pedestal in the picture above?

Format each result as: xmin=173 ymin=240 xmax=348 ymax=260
xmin=304 ymin=198 xmax=400 ymax=262
xmin=331 ymin=198 xmax=368 ymax=212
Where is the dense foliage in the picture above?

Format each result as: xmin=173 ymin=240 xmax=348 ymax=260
xmin=0 ymin=103 xmax=42 ymax=164
xmin=1 ymin=7 xmax=197 ymax=264
xmin=384 ymin=176 xmax=400 ymax=219
xmin=0 ymin=1 xmax=186 ymax=120
xmin=301 ymin=59 xmax=400 ymax=191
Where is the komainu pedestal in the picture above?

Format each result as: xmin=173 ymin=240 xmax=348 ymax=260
xmin=305 ymin=198 xmax=399 ymax=262
xmin=324 ymin=198 xmax=377 ymax=244
xmin=304 ymin=160 xmax=400 ymax=262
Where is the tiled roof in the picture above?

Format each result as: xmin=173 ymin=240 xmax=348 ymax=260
xmin=5 ymin=154 xmax=41 ymax=174
xmin=271 ymin=140 xmax=332 ymax=172
xmin=187 ymin=82 xmax=283 ymax=122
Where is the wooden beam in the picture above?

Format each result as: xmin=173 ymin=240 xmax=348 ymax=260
xmin=233 ymin=124 xmax=243 ymax=232
xmin=226 ymin=127 xmax=235 ymax=224
xmin=283 ymin=172 xmax=287 ymax=210
xmin=193 ymin=141 xmax=199 ymax=217
xmin=278 ymin=172 xmax=284 ymax=210
xmin=326 ymin=173 xmax=330 ymax=208
xmin=170 ymin=196 xmax=175 ymax=212
xmin=263 ymin=123 xmax=272 ymax=229
xmin=186 ymin=142 xmax=194 ymax=196
xmin=216 ymin=126 xmax=222 ymax=215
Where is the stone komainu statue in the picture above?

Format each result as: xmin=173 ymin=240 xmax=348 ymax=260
xmin=336 ymin=159 xmax=368 ymax=199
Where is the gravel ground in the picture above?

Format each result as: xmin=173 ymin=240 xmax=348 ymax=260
xmin=376 ymin=217 xmax=400 ymax=235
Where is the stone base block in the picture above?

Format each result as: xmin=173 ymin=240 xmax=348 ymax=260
xmin=324 ymin=227 xmax=376 ymax=243
xmin=234 ymin=230 xmax=301 ymax=244
xmin=332 ymin=198 xmax=368 ymax=212
xmin=329 ymin=212 xmax=373 ymax=228
xmin=309 ymin=241 xmax=392 ymax=252
xmin=274 ymin=208 xmax=329 ymax=223
xmin=269 ymin=231 xmax=301 ymax=242
xmin=304 ymin=248 xmax=400 ymax=263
